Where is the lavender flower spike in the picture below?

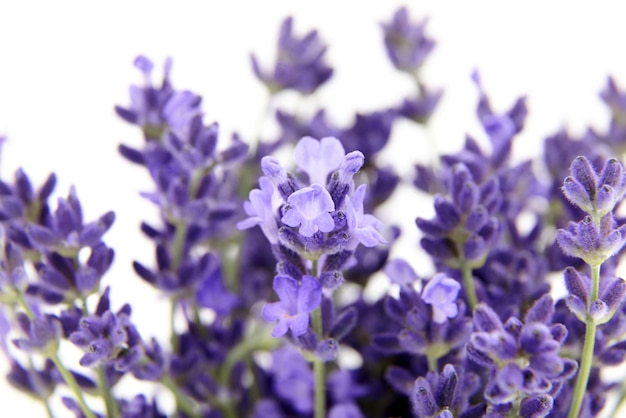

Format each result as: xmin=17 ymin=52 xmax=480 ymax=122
xmin=421 ymin=273 xmax=461 ymax=324
xmin=381 ymin=6 xmax=435 ymax=74
xmin=262 ymin=274 xmax=322 ymax=337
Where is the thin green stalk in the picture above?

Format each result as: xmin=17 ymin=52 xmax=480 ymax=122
xmin=427 ymin=355 xmax=437 ymax=372
xmin=567 ymin=319 xmax=597 ymax=418
xmin=42 ymin=398 xmax=54 ymax=418
xmin=312 ymin=308 xmax=325 ymax=418
xmin=172 ymin=221 xmax=188 ymax=271
xmin=97 ymin=365 xmax=119 ymax=418
xmin=590 ymin=264 xmax=600 ymax=306
xmin=15 ymin=291 xmax=35 ymax=320
xmin=49 ymin=354 xmax=96 ymax=418
xmin=568 ymin=263 xmax=601 ymax=418
xmin=161 ymin=375 xmax=200 ymax=418
xmin=459 ymin=256 xmax=478 ymax=310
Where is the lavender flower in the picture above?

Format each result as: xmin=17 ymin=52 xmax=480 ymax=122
xmin=556 ymin=213 xmax=626 ymax=267
xmin=261 ymin=274 xmax=322 ymax=337
xmin=421 ymin=273 xmax=461 ymax=324
xmin=240 ymin=135 xmax=385 ymax=263
xmin=561 ymin=156 xmax=626 ymax=218
xmin=467 ymin=295 xmax=577 ymax=406
xmin=251 ymin=16 xmax=333 ymax=94
xmin=381 ymin=6 xmax=435 ymax=74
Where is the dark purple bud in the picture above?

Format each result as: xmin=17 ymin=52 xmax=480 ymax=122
xmin=503 ymin=317 xmax=523 ymax=339
xmin=564 ymin=267 xmax=589 ymax=303
xmin=570 ymin=156 xmax=597 ymax=198
xmin=562 ymin=176 xmax=594 ymax=213
xmin=371 ymin=333 xmax=402 ymax=354
xmin=15 ymin=169 xmax=34 ymax=204
xmin=115 ymin=106 xmax=139 ymax=125
xmin=75 ymin=269 xmax=98 ymax=293
xmin=473 ymin=304 xmax=503 ymax=332
xmin=95 ymin=287 xmax=111 ymax=316
xmin=549 ymin=323 xmax=568 ymax=344
xmin=520 ymin=323 xmax=559 ymax=355
xmin=36 ymin=173 xmax=57 ymax=202
xmin=524 ymin=294 xmax=554 ymax=324
xmin=600 ymin=277 xmax=626 ymax=313
xmin=435 ymin=364 xmax=458 ymax=408
xmin=385 ymin=366 xmax=414 ymax=396
xmin=0 ymin=196 xmax=25 ymax=220
xmin=155 ymin=244 xmax=171 ymax=272
xmin=480 ymin=178 xmax=501 ymax=213
xmin=329 ymin=307 xmax=357 ymax=341
xmin=465 ymin=206 xmax=487 ymax=232
xmin=420 ymin=237 xmax=455 ymax=260
xmin=132 ymin=261 xmax=156 ymax=284
xmin=219 ymin=136 xmax=249 ymax=165
xmin=416 ymin=217 xmax=448 ymax=236
xmin=458 ymin=404 xmax=488 ymax=418
xmin=28 ymin=225 xmax=57 ymax=247
xmin=433 ymin=197 xmax=461 ymax=229
xmin=456 ymin=182 xmax=479 ymax=214
xmin=40 ymin=267 xmax=71 ymax=290
xmin=319 ymin=270 xmax=344 ymax=289
xmin=411 ymin=377 xmax=437 ymax=417
xmin=322 ymin=250 xmax=353 ymax=272
xmin=118 ymin=144 xmax=145 ymax=165
xmin=565 ymin=295 xmax=588 ymax=323
xmin=316 ymin=338 xmax=338 ymax=362
xmin=519 ymin=394 xmax=553 ymax=418
xmin=463 ymin=235 xmax=485 ymax=260
xmin=599 ymin=347 xmax=626 ymax=365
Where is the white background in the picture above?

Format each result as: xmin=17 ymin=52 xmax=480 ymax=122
xmin=1 ymin=1 xmax=626 ymax=416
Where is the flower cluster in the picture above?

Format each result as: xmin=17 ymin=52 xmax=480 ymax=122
xmin=3 ymin=5 xmax=626 ymax=418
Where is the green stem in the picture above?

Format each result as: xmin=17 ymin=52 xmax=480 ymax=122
xmin=427 ymin=355 xmax=438 ymax=372
xmin=49 ymin=353 xmax=96 ymax=418
xmin=590 ymin=264 xmax=600 ymax=307
xmin=567 ymin=320 xmax=597 ymax=418
xmin=568 ymin=264 xmax=601 ymax=418
xmin=172 ymin=221 xmax=188 ymax=271
xmin=170 ymin=299 xmax=179 ymax=352
xmin=41 ymin=398 xmax=54 ymax=418
xmin=192 ymin=304 xmax=208 ymax=340
xmin=15 ymin=292 xmax=35 ymax=320
xmin=97 ymin=365 xmax=118 ymax=418
xmin=162 ymin=375 xmax=200 ymax=418
xmin=312 ymin=308 xmax=326 ymax=418
xmin=459 ymin=256 xmax=478 ymax=310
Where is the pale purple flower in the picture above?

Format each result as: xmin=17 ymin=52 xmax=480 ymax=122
xmin=281 ymin=185 xmax=335 ymax=237
xmin=261 ymin=274 xmax=322 ymax=337
xmin=345 ymin=184 xmax=387 ymax=249
xmin=237 ymin=176 xmax=282 ymax=244
xmin=384 ymin=259 xmax=419 ymax=285
xmin=294 ymin=136 xmax=345 ymax=185
xmin=421 ymin=273 xmax=461 ymax=323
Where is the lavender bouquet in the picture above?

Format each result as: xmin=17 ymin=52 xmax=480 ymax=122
xmin=2 ymin=5 xmax=626 ymax=418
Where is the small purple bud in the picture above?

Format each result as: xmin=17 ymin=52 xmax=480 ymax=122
xmin=411 ymin=378 xmax=437 ymax=417
xmin=524 ymin=294 xmax=554 ymax=324
xmin=519 ymin=394 xmax=553 ymax=418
